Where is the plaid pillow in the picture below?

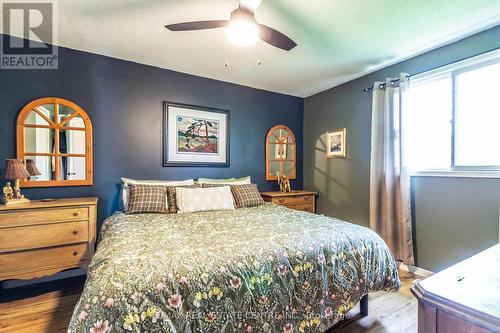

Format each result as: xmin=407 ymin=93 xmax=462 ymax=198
xmin=126 ymin=184 xmax=169 ymax=214
xmin=201 ymin=183 xmax=225 ymax=188
xmin=167 ymin=185 xmax=199 ymax=214
xmin=230 ymin=184 xmax=264 ymax=208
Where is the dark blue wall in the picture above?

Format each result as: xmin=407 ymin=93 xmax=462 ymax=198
xmin=0 ymin=36 xmax=304 ymax=226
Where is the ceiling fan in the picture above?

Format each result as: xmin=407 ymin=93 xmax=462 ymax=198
xmin=164 ymin=0 xmax=297 ymax=51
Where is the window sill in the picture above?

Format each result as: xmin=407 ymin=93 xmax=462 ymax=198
xmin=411 ymin=170 xmax=500 ymax=179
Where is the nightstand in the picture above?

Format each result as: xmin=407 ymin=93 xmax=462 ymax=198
xmin=261 ymin=190 xmax=317 ymax=213
xmin=0 ymin=197 xmax=98 ymax=281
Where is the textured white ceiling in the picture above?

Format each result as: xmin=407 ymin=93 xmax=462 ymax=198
xmin=3 ymin=0 xmax=500 ymax=97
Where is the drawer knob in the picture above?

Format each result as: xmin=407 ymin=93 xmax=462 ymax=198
xmin=304 ymin=196 xmax=310 ymax=201
xmin=73 ymin=212 xmax=80 ymax=217
xmin=278 ymin=199 xmax=285 ymax=203
xmin=304 ymin=206 xmax=310 ymax=211
xmin=73 ymin=229 xmax=80 ymax=235
xmin=73 ymin=250 xmax=79 ymax=256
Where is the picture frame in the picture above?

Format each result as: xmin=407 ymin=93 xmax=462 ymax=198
xmin=163 ymin=102 xmax=230 ymax=167
xmin=326 ymin=128 xmax=347 ymax=158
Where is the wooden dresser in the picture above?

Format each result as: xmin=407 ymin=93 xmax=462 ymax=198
xmin=0 ymin=197 xmax=98 ymax=281
xmin=411 ymin=244 xmax=500 ymax=333
xmin=261 ymin=190 xmax=317 ymax=213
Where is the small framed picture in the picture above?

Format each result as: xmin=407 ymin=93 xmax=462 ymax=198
xmin=163 ymin=102 xmax=230 ymax=166
xmin=326 ymin=128 xmax=347 ymax=158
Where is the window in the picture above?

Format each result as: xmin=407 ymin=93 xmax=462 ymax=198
xmin=404 ymin=50 xmax=500 ymax=176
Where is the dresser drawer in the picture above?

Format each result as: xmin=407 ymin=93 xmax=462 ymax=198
xmin=290 ymin=195 xmax=314 ymax=205
xmin=0 ymin=207 xmax=88 ymax=227
xmin=295 ymin=203 xmax=314 ymax=213
xmin=273 ymin=195 xmax=314 ymax=205
xmin=0 ymin=243 xmax=88 ymax=279
xmin=0 ymin=221 xmax=88 ymax=253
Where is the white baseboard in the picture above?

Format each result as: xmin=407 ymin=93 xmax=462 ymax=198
xmin=397 ymin=262 xmax=434 ymax=278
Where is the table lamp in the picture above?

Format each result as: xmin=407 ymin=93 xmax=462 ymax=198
xmin=25 ymin=159 xmax=42 ymax=180
xmin=3 ymin=159 xmax=30 ymax=206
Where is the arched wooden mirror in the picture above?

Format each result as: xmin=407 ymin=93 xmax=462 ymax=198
xmin=265 ymin=125 xmax=296 ymax=181
xmin=16 ymin=97 xmax=93 ymax=187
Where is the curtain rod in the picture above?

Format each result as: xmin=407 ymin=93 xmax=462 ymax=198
xmin=362 ymin=74 xmax=412 ymax=92
xmin=362 ymin=46 xmax=500 ymax=93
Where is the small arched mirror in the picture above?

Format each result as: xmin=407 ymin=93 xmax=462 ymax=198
xmin=16 ymin=97 xmax=93 ymax=187
xmin=266 ymin=125 xmax=296 ymax=181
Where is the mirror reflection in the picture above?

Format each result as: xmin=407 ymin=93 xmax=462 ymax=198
xmin=269 ymin=160 xmax=280 ymax=177
xmin=60 ymin=156 xmax=86 ymax=180
xmin=59 ymin=105 xmax=85 ymax=128
xmin=25 ymin=156 xmax=52 ymax=181
xmin=22 ymin=156 xmax=86 ymax=182
xmin=283 ymin=160 xmax=294 ymax=175
xmin=59 ymin=129 xmax=86 ymax=155
xmin=24 ymin=104 xmax=54 ymax=125
xmin=24 ymin=127 xmax=54 ymax=154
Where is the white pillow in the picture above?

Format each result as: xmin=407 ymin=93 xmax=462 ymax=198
xmin=176 ymin=186 xmax=235 ymax=214
xmin=197 ymin=176 xmax=251 ymax=185
xmin=121 ymin=178 xmax=194 ymax=211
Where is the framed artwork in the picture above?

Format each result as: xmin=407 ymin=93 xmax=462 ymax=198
xmin=326 ymin=128 xmax=347 ymax=158
xmin=163 ymin=102 xmax=230 ymax=166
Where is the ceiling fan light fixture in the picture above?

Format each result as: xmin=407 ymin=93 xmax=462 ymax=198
xmin=166 ymin=3 xmax=296 ymax=51
xmin=226 ymin=19 xmax=259 ymax=47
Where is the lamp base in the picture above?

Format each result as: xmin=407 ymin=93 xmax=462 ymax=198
xmin=4 ymin=197 xmax=30 ymax=206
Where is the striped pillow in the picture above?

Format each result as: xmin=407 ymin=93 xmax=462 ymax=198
xmin=126 ymin=184 xmax=169 ymax=214
xmin=230 ymin=184 xmax=264 ymax=208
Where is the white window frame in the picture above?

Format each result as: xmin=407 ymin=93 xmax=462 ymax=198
xmin=409 ymin=48 xmax=500 ymax=179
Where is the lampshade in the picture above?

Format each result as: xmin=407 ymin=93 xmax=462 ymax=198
xmin=3 ymin=159 xmax=30 ymax=180
xmin=25 ymin=159 xmax=42 ymax=176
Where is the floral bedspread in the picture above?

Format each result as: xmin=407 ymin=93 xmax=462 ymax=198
xmin=68 ymin=204 xmax=399 ymax=333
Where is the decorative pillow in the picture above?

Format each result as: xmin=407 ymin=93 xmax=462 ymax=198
xmin=230 ymin=184 xmax=265 ymax=208
xmin=200 ymin=183 xmax=227 ymax=188
xmin=126 ymin=184 xmax=169 ymax=214
xmin=166 ymin=184 xmax=198 ymax=214
xmin=120 ymin=178 xmax=194 ymax=211
xmin=196 ymin=176 xmax=251 ymax=185
xmin=176 ymin=186 xmax=235 ymax=214
xmin=197 ymin=177 xmax=236 ymax=183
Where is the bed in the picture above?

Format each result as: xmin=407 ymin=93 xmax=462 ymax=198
xmin=68 ymin=204 xmax=399 ymax=333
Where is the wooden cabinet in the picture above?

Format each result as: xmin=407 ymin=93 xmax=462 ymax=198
xmin=261 ymin=191 xmax=316 ymax=213
xmin=0 ymin=197 xmax=98 ymax=281
xmin=411 ymin=244 xmax=500 ymax=333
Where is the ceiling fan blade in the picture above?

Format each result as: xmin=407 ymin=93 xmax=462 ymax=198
xmin=258 ymin=24 xmax=297 ymax=51
xmin=165 ymin=20 xmax=228 ymax=31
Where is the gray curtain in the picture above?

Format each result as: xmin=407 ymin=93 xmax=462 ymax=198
xmin=369 ymin=73 xmax=415 ymax=265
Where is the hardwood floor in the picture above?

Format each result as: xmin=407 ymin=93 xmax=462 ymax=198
xmin=0 ymin=276 xmax=85 ymax=333
xmin=0 ymin=270 xmax=420 ymax=333
xmin=331 ymin=270 xmax=420 ymax=333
